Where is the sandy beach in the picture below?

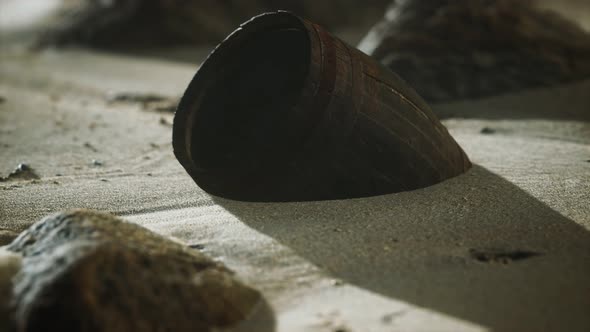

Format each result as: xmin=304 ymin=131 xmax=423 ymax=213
xmin=1 ymin=48 xmax=589 ymax=331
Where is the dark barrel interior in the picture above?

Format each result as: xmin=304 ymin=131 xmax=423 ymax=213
xmin=185 ymin=26 xmax=311 ymax=197
xmin=175 ymin=13 xmax=472 ymax=202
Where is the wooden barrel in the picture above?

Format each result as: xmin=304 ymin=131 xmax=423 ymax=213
xmin=172 ymin=11 xmax=471 ymax=202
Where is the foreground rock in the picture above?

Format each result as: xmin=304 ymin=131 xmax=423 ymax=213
xmin=359 ymin=0 xmax=590 ymax=103
xmin=2 ymin=210 xmax=261 ymax=332
xmin=0 ymin=250 xmax=21 ymax=332
xmin=0 ymin=230 xmax=20 ymax=246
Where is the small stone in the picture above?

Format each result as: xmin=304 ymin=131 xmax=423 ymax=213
xmin=469 ymin=248 xmax=542 ymax=264
xmin=159 ymin=117 xmax=171 ymax=126
xmin=0 ymin=163 xmax=40 ymax=182
xmin=16 ymin=164 xmax=30 ymax=172
xmin=84 ymin=142 xmax=98 ymax=152
xmin=5 ymin=210 xmax=262 ymax=331
xmin=480 ymin=127 xmax=495 ymax=134
xmin=331 ymin=279 xmax=344 ymax=287
xmin=91 ymin=159 xmax=103 ymax=167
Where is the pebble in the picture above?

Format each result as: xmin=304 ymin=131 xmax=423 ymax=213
xmin=0 ymin=163 xmax=40 ymax=182
xmin=480 ymin=127 xmax=496 ymax=134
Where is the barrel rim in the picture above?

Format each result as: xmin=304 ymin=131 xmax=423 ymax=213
xmin=172 ymin=11 xmax=314 ymax=197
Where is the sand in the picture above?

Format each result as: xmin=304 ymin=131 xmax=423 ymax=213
xmin=1 ymin=48 xmax=589 ymax=331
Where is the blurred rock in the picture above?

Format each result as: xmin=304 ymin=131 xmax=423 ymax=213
xmin=359 ymin=0 xmax=590 ymax=103
xmin=0 ymin=249 xmax=22 ymax=332
xmin=9 ymin=0 xmax=388 ymax=48
xmin=0 ymin=229 xmax=20 ymax=246
xmin=3 ymin=209 xmax=261 ymax=332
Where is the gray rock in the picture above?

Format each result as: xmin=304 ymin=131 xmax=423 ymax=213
xmin=4 ymin=209 xmax=262 ymax=332
xmin=26 ymin=0 xmax=389 ymax=47
xmin=0 ymin=164 xmax=40 ymax=182
xmin=0 ymin=250 xmax=21 ymax=332
xmin=0 ymin=229 xmax=20 ymax=246
xmin=359 ymin=0 xmax=590 ymax=103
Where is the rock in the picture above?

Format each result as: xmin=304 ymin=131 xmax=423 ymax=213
xmin=359 ymin=0 xmax=590 ymax=103
xmin=0 ymin=164 xmax=40 ymax=182
xmin=0 ymin=229 xmax=20 ymax=246
xmin=469 ymin=248 xmax=543 ymax=264
xmin=480 ymin=127 xmax=496 ymax=135
xmin=19 ymin=0 xmax=389 ymax=48
xmin=3 ymin=209 xmax=261 ymax=332
xmin=0 ymin=249 xmax=22 ymax=332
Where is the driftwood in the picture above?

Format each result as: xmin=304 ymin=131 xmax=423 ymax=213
xmin=173 ymin=11 xmax=471 ymax=202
